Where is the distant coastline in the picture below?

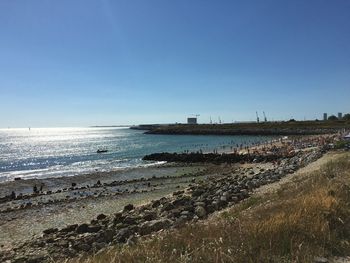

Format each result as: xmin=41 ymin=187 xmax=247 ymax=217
xmin=90 ymin=125 xmax=131 ymax=128
xmin=131 ymin=120 xmax=350 ymax=136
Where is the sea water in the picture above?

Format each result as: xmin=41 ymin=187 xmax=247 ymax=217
xmin=0 ymin=127 xmax=275 ymax=182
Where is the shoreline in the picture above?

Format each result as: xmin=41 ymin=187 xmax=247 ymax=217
xmin=0 ymin=133 xmax=346 ymax=262
xmin=0 ymin=134 xmax=342 ymax=262
xmin=0 ymin=164 xmax=211 ymax=248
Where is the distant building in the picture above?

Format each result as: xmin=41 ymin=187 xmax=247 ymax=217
xmin=187 ymin=118 xmax=197 ymax=124
xmin=338 ymin=112 xmax=343 ymax=119
xmin=323 ymin=113 xmax=328 ymax=121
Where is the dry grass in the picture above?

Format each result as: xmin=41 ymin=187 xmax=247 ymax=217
xmin=71 ymin=153 xmax=350 ymax=263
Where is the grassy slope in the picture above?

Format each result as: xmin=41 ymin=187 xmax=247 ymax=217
xmin=71 ymin=152 xmax=350 ymax=263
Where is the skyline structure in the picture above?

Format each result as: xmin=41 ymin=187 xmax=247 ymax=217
xmin=1 ymin=1 xmax=350 ymax=127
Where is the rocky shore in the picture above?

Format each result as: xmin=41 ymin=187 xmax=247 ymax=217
xmin=0 ymin=144 xmax=329 ymax=263
xmin=143 ymin=152 xmax=293 ymax=164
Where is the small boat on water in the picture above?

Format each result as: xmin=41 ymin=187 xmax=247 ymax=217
xmin=97 ymin=149 xmax=108 ymax=153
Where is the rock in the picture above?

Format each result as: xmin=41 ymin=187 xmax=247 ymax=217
xmin=139 ymin=218 xmax=173 ymax=236
xmin=194 ymin=201 xmax=206 ymax=207
xmin=93 ymin=242 xmax=107 ymax=251
xmin=96 ymin=214 xmax=107 ymax=220
xmin=76 ymin=224 xmax=89 ymax=234
xmin=115 ymin=227 xmax=132 ymax=243
xmin=142 ymin=212 xmax=157 ymax=221
xmin=113 ymin=212 xmax=124 ymax=224
xmin=13 ymin=255 xmax=46 ymax=263
xmin=151 ymin=199 xmax=161 ymax=208
xmin=161 ymin=202 xmax=175 ymax=211
xmin=314 ymin=257 xmax=328 ymax=263
xmin=87 ymin=225 xmax=101 ymax=233
xmin=192 ymin=189 xmax=204 ymax=197
xmin=99 ymin=229 xmax=114 ymax=243
xmin=220 ymin=196 xmax=227 ymax=202
xmin=206 ymin=204 xmax=215 ymax=213
xmin=194 ymin=206 xmax=206 ymax=218
xmin=166 ymin=207 xmax=182 ymax=218
xmin=90 ymin=219 xmax=99 ymax=225
xmin=74 ymin=243 xmax=91 ymax=252
xmin=43 ymin=228 xmax=58 ymax=235
xmin=123 ymin=204 xmax=134 ymax=212
xmin=58 ymin=240 xmax=69 ymax=248
xmin=180 ymin=210 xmax=191 ymax=217
xmin=59 ymin=224 xmax=78 ymax=233
xmin=173 ymin=190 xmax=184 ymax=196
xmin=123 ymin=215 xmax=139 ymax=225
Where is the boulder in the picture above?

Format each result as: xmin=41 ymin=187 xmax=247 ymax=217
xmin=96 ymin=214 xmax=107 ymax=220
xmin=87 ymin=225 xmax=101 ymax=233
xmin=43 ymin=228 xmax=58 ymax=235
xmin=194 ymin=206 xmax=206 ymax=218
xmin=139 ymin=218 xmax=173 ymax=236
xmin=161 ymin=202 xmax=175 ymax=211
xmin=123 ymin=204 xmax=134 ymax=212
xmin=123 ymin=216 xmax=139 ymax=225
xmin=76 ymin=224 xmax=89 ymax=234
xmin=74 ymin=243 xmax=91 ymax=252
xmin=151 ymin=200 xmax=161 ymax=208
xmin=98 ymin=229 xmax=114 ymax=243
xmin=115 ymin=227 xmax=132 ymax=243
xmin=59 ymin=224 xmax=78 ymax=233
xmin=142 ymin=212 xmax=157 ymax=221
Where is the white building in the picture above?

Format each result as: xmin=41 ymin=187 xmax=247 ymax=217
xmin=187 ymin=118 xmax=197 ymax=124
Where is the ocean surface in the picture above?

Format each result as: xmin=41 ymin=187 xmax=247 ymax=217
xmin=0 ymin=127 xmax=275 ymax=182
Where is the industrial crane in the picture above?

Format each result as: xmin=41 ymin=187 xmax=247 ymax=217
xmin=263 ymin=111 xmax=267 ymax=122
xmin=256 ymin=111 xmax=260 ymax=123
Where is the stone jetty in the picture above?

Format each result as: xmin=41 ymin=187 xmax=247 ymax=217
xmin=143 ymin=152 xmax=294 ymax=164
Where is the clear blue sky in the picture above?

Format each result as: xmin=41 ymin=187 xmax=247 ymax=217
xmin=1 ymin=0 xmax=349 ymax=127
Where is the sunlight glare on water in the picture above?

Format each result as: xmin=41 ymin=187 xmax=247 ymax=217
xmin=0 ymin=127 xmax=275 ymax=182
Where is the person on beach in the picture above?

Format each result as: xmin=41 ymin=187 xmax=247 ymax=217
xmin=10 ymin=191 xmax=16 ymax=199
xmin=33 ymin=185 xmax=38 ymax=194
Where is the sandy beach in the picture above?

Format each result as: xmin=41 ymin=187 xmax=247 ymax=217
xmin=0 ymin=164 xmax=211 ymax=247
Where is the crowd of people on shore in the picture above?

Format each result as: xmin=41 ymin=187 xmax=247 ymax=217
xmin=146 ymin=134 xmax=342 ymax=164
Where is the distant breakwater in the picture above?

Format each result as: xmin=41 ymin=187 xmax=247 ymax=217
xmin=145 ymin=128 xmax=337 ymax=136
xmin=135 ymin=121 xmax=350 ymax=136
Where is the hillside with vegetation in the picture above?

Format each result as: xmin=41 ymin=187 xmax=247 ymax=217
xmin=70 ymin=151 xmax=350 ymax=263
